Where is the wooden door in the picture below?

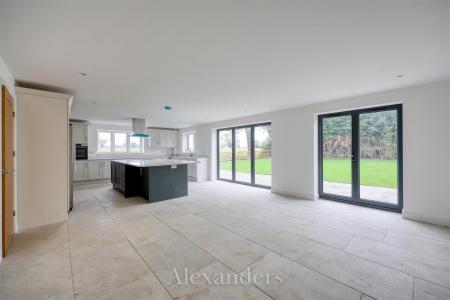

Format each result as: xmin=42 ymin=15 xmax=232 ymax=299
xmin=2 ymin=85 xmax=14 ymax=257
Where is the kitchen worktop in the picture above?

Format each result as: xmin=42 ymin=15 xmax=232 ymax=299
xmin=112 ymin=159 xmax=197 ymax=167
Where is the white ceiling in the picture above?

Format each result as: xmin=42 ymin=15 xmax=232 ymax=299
xmin=0 ymin=0 xmax=449 ymax=128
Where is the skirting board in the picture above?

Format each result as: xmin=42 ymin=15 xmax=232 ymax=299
xmin=271 ymin=188 xmax=315 ymax=201
xmin=402 ymin=210 xmax=450 ymax=228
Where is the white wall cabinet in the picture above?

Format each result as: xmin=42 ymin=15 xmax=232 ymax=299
xmin=148 ymin=129 xmax=177 ymax=148
xmin=72 ymin=124 xmax=88 ymax=145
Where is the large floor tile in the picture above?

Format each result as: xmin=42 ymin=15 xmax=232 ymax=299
xmin=196 ymin=209 xmax=260 ymax=233
xmin=192 ymin=227 xmax=269 ymax=272
xmin=116 ymin=215 xmax=177 ymax=247
xmin=254 ymin=230 xmax=414 ymax=300
xmin=146 ymin=201 xmax=189 ymax=221
xmin=164 ymin=213 xmax=221 ymax=240
xmin=281 ymin=218 xmax=354 ymax=249
xmin=71 ymin=241 xmax=149 ymax=299
xmin=136 ymin=235 xmax=216 ymax=298
xmin=172 ymin=261 xmax=271 ymax=300
xmin=106 ymin=204 xmax=152 ymax=222
xmin=414 ymin=279 xmax=450 ymax=300
xmin=5 ymin=222 xmax=68 ymax=264
xmin=384 ymin=230 xmax=450 ymax=262
xmin=245 ymin=252 xmax=361 ymax=300
xmin=346 ymin=236 xmax=450 ymax=288
xmin=69 ymin=218 xmax=127 ymax=257
xmin=98 ymin=274 xmax=172 ymax=300
xmin=0 ymin=249 xmax=72 ymax=300
xmin=44 ymin=289 xmax=74 ymax=300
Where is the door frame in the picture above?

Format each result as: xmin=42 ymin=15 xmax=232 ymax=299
xmin=217 ymin=122 xmax=271 ymax=189
xmin=318 ymin=104 xmax=403 ymax=212
xmin=2 ymin=85 xmax=15 ymax=257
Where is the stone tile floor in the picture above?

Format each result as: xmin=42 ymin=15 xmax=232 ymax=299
xmin=1 ymin=181 xmax=450 ymax=299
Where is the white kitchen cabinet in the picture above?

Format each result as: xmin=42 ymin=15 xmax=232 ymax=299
xmin=88 ymin=160 xmax=111 ymax=180
xmin=74 ymin=160 xmax=111 ymax=181
xmin=74 ymin=161 xmax=88 ymax=181
xmin=178 ymin=157 xmax=208 ymax=182
xmin=188 ymin=163 xmax=196 ymax=177
xmin=100 ymin=160 xmax=111 ymax=179
xmin=88 ymin=160 xmax=102 ymax=180
xmin=72 ymin=124 xmax=88 ymax=145
xmin=148 ymin=129 xmax=178 ymax=148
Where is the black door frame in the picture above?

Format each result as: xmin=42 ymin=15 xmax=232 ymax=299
xmin=318 ymin=104 xmax=403 ymax=212
xmin=217 ymin=122 xmax=271 ymax=189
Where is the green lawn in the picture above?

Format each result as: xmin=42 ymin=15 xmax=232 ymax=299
xmin=220 ymin=158 xmax=272 ymax=175
xmin=323 ymin=158 xmax=397 ymax=188
xmin=220 ymin=158 xmax=397 ymax=188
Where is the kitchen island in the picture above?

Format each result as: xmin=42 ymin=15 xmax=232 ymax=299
xmin=111 ymin=159 xmax=196 ymax=202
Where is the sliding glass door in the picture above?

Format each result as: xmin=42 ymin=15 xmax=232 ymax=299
xmin=217 ymin=122 xmax=271 ymax=188
xmin=218 ymin=129 xmax=233 ymax=180
xmin=319 ymin=105 xmax=402 ymax=211
xmin=235 ymin=127 xmax=252 ymax=184
xmin=254 ymin=124 xmax=272 ymax=186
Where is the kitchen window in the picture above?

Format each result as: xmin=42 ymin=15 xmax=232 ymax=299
xmin=97 ymin=130 xmax=144 ymax=153
xmin=129 ymin=136 xmax=142 ymax=153
xmin=114 ymin=133 xmax=127 ymax=152
xmin=98 ymin=132 xmax=112 ymax=153
xmin=182 ymin=131 xmax=195 ymax=153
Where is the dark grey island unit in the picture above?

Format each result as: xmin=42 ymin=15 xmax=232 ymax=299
xmin=111 ymin=159 xmax=196 ymax=202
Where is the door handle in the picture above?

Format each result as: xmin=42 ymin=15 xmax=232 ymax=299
xmin=1 ymin=169 xmax=15 ymax=175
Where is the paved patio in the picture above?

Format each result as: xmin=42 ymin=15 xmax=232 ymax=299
xmin=219 ymin=170 xmax=272 ymax=186
xmin=324 ymin=181 xmax=398 ymax=204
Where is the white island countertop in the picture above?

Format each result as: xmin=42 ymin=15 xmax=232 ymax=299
xmin=112 ymin=159 xmax=197 ymax=167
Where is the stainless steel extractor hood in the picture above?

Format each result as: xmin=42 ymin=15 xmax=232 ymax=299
xmin=130 ymin=118 xmax=149 ymax=137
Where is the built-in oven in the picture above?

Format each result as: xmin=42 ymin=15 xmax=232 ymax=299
xmin=75 ymin=144 xmax=88 ymax=160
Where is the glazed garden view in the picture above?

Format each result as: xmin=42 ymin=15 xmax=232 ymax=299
xmin=322 ymin=110 xmax=399 ymax=203
xmin=218 ymin=125 xmax=272 ymax=186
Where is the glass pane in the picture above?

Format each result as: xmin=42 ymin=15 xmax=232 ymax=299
xmin=359 ymin=110 xmax=398 ymax=204
xmin=114 ymin=133 xmax=127 ymax=152
xmin=218 ymin=130 xmax=232 ymax=180
xmin=254 ymin=125 xmax=272 ymax=186
xmin=98 ymin=132 xmax=111 ymax=153
xmin=235 ymin=128 xmax=251 ymax=183
xmin=322 ymin=115 xmax=352 ymax=197
xmin=188 ymin=133 xmax=195 ymax=152
xmin=129 ymin=136 xmax=142 ymax=153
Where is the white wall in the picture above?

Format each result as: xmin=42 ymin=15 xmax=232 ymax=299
xmin=0 ymin=55 xmax=15 ymax=263
xmin=180 ymin=80 xmax=450 ymax=227
xmin=87 ymin=122 xmax=172 ymax=160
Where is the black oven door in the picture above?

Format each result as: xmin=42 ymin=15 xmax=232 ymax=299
xmin=76 ymin=145 xmax=88 ymax=160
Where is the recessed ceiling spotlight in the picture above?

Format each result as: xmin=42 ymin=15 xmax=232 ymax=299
xmin=164 ymin=105 xmax=173 ymax=111
xmin=80 ymin=72 xmax=87 ymax=77
xmin=397 ymin=74 xmax=404 ymax=78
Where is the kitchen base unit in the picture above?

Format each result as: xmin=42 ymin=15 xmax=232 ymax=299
xmin=111 ymin=159 xmax=194 ymax=202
